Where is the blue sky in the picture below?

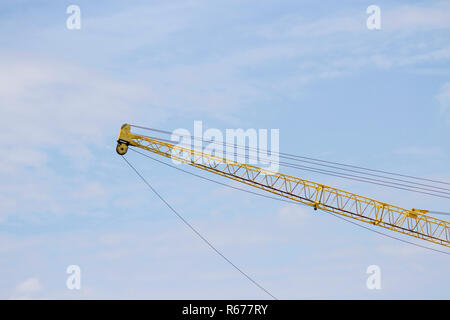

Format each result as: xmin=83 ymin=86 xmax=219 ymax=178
xmin=1 ymin=0 xmax=450 ymax=299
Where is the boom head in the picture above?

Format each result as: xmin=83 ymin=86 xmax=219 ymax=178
xmin=116 ymin=123 xmax=132 ymax=155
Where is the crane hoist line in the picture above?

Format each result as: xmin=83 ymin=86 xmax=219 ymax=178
xmin=116 ymin=123 xmax=450 ymax=248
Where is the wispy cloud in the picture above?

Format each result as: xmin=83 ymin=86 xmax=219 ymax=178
xmin=276 ymin=204 xmax=310 ymax=225
xmin=1 ymin=1 xmax=449 ymax=299
xmin=436 ymin=82 xmax=450 ymax=124
xmin=384 ymin=3 xmax=450 ymax=31
xmin=394 ymin=146 xmax=444 ymax=157
xmin=0 ymin=55 xmax=152 ymax=150
xmin=10 ymin=277 xmax=43 ymax=300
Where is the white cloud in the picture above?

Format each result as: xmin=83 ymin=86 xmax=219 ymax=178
xmin=394 ymin=146 xmax=443 ymax=157
xmin=0 ymin=195 xmax=16 ymax=223
xmin=436 ymin=82 xmax=450 ymax=124
xmin=72 ymin=182 xmax=107 ymax=200
xmin=10 ymin=277 xmax=43 ymax=300
xmin=384 ymin=4 xmax=450 ymax=31
xmin=276 ymin=204 xmax=311 ymax=225
xmin=238 ymin=3 xmax=450 ymax=85
xmin=1 ymin=1 xmax=449 ymax=299
xmin=0 ymin=147 xmax=48 ymax=175
xmin=376 ymin=243 xmax=428 ymax=257
xmin=251 ymin=3 xmax=450 ymax=39
xmin=0 ymin=55 xmax=152 ymax=149
xmin=0 ymin=54 xmax=156 ymax=223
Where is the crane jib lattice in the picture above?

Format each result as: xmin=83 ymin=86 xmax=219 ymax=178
xmin=116 ymin=124 xmax=450 ymax=248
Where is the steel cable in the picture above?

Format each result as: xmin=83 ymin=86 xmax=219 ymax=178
xmin=130 ymin=134 xmax=450 ymax=200
xmin=128 ymin=148 xmax=450 ymax=256
xmin=130 ymin=124 xmax=450 ymax=187
xmin=122 ymin=154 xmax=278 ymax=299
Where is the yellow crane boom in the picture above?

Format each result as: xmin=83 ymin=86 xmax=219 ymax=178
xmin=116 ymin=124 xmax=450 ymax=248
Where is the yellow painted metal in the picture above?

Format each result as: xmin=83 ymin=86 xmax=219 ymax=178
xmin=117 ymin=124 xmax=450 ymax=248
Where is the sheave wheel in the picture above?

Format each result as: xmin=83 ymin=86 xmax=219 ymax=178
xmin=116 ymin=143 xmax=128 ymax=155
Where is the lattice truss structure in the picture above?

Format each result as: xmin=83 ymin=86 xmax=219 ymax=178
xmin=117 ymin=124 xmax=450 ymax=248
